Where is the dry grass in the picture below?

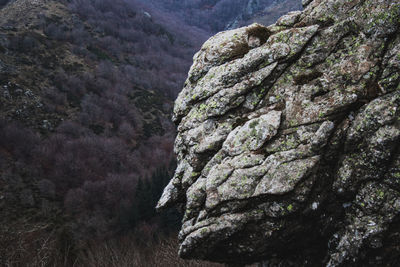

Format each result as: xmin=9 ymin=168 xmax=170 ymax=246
xmin=0 ymin=227 xmax=262 ymax=266
xmin=0 ymin=225 xmax=224 ymax=267
xmin=0 ymin=224 xmax=71 ymax=267
xmin=76 ymin=235 xmax=223 ymax=267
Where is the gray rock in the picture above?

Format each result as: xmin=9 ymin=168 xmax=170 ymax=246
xmin=158 ymin=0 xmax=400 ymax=265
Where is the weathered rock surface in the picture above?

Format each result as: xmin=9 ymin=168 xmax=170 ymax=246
xmin=157 ymin=0 xmax=400 ymax=265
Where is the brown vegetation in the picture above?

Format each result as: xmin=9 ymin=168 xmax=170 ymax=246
xmin=0 ymin=227 xmax=222 ymax=267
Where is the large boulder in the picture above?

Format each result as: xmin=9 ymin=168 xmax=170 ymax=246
xmin=157 ymin=0 xmax=400 ymax=265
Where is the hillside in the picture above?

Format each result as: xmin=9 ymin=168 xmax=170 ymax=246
xmin=0 ymin=0 xmax=210 ymax=265
xmin=143 ymin=0 xmax=302 ymax=32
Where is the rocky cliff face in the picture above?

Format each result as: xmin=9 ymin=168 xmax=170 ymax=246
xmin=157 ymin=0 xmax=400 ymax=265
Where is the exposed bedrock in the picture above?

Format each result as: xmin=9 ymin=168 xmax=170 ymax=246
xmin=157 ymin=0 xmax=400 ymax=265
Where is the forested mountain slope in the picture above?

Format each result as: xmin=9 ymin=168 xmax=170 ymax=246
xmin=143 ymin=0 xmax=302 ymax=32
xmin=0 ymin=0 xmax=208 ymax=265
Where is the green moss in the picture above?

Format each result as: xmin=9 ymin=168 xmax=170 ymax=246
xmin=259 ymin=61 xmax=271 ymax=69
xmin=191 ymin=172 xmax=200 ymax=177
xmin=249 ymin=120 xmax=259 ymax=129
xmin=200 ymin=228 xmax=208 ymax=234
xmin=199 ymin=103 xmax=207 ymax=112
xmin=209 ymin=101 xmax=218 ymax=109
xmin=289 ymin=119 xmax=298 ymax=127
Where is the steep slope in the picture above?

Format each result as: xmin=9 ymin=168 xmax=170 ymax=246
xmin=0 ymin=0 xmax=207 ymax=264
xmin=158 ymin=0 xmax=400 ymax=265
xmin=240 ymin=0 xmax=303 ymax=30
xmin=143 ymin=0 xmax=302 ymax=32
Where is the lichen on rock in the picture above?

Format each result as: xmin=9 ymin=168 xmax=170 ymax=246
xmin=157 ymin=0 xmax=400 ymax=265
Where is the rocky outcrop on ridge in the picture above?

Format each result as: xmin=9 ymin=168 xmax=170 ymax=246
xmin=157 ymin=0 xmax=400 ymax=265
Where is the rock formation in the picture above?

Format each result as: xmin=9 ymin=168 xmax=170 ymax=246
xmin=157 ymin=0 xmax=400 ymax=265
